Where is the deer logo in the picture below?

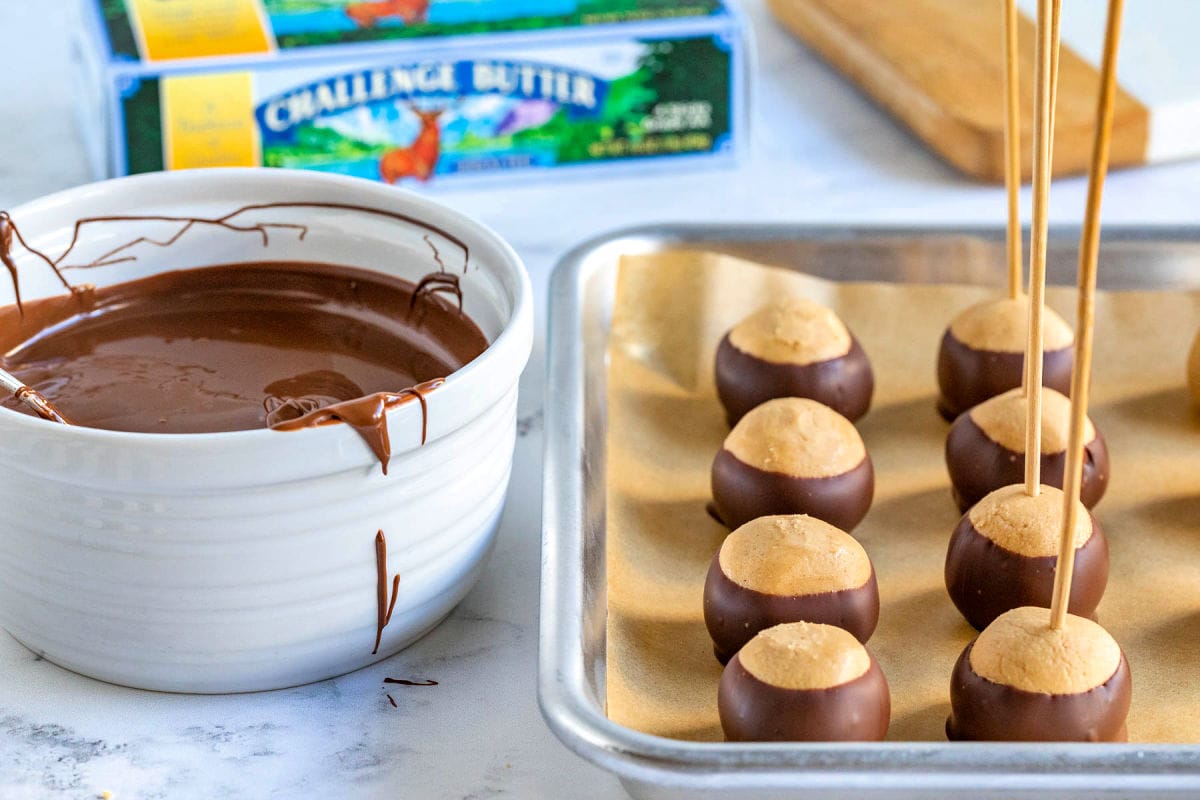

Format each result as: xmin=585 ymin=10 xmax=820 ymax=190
xmin=344 ymin=0 xmax=431 ymax=28
xmin=380 ymin=105 xmax=446 ymax=184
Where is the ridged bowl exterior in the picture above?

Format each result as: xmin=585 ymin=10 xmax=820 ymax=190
xmin=0 ymin=170 xmax=533 ymax=692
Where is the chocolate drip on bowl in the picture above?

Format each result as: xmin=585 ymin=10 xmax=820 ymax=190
xmin=46 ymin=202 xmax=470 ymax=275
xmin=373 ymin=530 xmax=401 ymax=656
xmin=270 ymin=380 xmax=444 ymax=475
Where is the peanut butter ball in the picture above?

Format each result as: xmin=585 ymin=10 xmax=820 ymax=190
xmin=944 ymin=485 xmax=1109 ymax=630
xmin=704 ymin=515 xmax=880 ymax=663
xmin=937 ymin=297 xmax=1074 ymax=420
xmin=716 ymin=298 xmax=874 ymax=425
xmin=947 ymin=606 xmax=1131 ymax=742
xmin=719 ymin=621 xmax=891 ymax=742
xmin=711 ymin=398 xmax=874 ymax=531
xmin=944 ymin=387 xmax=1109 ymax=512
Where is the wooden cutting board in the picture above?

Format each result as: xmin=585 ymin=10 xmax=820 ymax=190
xmin=767 ymin=0 xmax=1200 ymax=181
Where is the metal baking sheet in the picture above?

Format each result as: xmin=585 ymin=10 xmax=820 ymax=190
xmin=539 ymin=224 xmax=1200 ymax=799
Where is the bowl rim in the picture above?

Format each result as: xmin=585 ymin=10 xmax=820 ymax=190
xmin=0 ymin=168 xmax=533 ymax=448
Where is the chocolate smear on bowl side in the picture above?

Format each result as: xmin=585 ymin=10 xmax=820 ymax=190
xmin=373 ymin=530 xmax=401 ymax=656
xmin=44 ymin=202 xmax=470 ymax=274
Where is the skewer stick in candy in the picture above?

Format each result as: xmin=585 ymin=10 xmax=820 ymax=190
xmin=947 ymin=2 xmax=1133 ymax=742
xmin=1021 ymin=0 xmax=1061 ymax=497
xmin=1002 ymin=0 xmax=1022 ymax=301
xmin=1050 ymin=0 xmax=1124 ymax=632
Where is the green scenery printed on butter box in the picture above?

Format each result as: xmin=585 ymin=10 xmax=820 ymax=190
xmin=95 ymin=0 xmax=723 ymax=59
xmin=120 ymin=36 xmax=732 ymax=182
xmin=267 ymin=0 xmax=724 ymax=50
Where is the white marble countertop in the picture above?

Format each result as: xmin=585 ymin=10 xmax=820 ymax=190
xmin=3 ymin=2 xmax=1200 ymax=798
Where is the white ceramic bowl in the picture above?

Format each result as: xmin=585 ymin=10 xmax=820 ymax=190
xmin=0 ymin=169 xmax=532 ymax=692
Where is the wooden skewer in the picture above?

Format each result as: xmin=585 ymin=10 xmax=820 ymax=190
xmin=1002 ymin=0 xmax=1022 ymax=300
xmin=1051 ymin=0 xmax=1124 ymax=630
xmin=1048 ymin=0 xmax=1062 ymax=166
xmin=1022 ymin=0 xmax=1061 ymax=497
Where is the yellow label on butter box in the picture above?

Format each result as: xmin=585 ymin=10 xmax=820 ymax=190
xmin=161 ymin=72 xmax=260 ymax=169
xmin=128 ymin=0 xmax=273 ymax=61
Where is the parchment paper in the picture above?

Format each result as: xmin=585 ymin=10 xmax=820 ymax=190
xmin=605 ymin=250 xmax=1200 ymax=743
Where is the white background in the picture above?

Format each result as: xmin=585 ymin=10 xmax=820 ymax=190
xmin=2 ymin=1 xmax=1200 ymax=798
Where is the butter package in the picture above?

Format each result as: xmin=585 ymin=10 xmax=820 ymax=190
xmin=74 ymin=0 xmax=747 ymax=186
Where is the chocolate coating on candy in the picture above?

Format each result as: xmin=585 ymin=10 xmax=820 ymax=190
xmin=937 ymin=298 xmax=1074 ymax=420
xmin=718 ymin=622 xmax=890 ymax=742
xmin=947 ymin=645 xmax=1131 ymax=742
xmin=711 ymin=398 xmax=874 ymax=531
xmin=945 ymin=485 xmax=1109 ymax=630
xmin=947 ymin=607 xmax=1131 ymax=742
xmin=704 ymin=515 xmax=879 ymax=663
xmin=716 ymin=298 xmax=873 ymax=424
xmin=945 ymin=388 xmax=1109 ymax=512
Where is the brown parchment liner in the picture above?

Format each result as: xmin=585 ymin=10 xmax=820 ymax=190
xmin=605 ymin=251 xmax=1200 ymax=743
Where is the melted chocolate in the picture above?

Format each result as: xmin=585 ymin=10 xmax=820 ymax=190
xmin=716 ymin=334 xmax=874 ymax=426
xmin=373 ymin=530 xmax=401 ymax=656
xmin=1 ymin=204 xmax=483 ymax=471
xmin=710 ymin=448 xmax=875 ymax=532
xmin=384 ymin=678 xmax=439 ymax=686
xmin=944 ymin=514 xmax=1109 ymax=631
xmin=718 ymin=652 xmax=891 ymax=742
xmin=270 ymin=380 xmax=443 ymax=475
xmin=936 ymin=330 xmax=1074 ymax=421
xmin=704 ymin=555 xmax=880 ymax=664
xmin=387 ymin=694 xmax=398 ymax=708
xmin=946 ymin=641 xmax=1131 ymax=742
xmin=944 ymin=415 xmax=1110 ymax=512
xmin=0 ymin=262 xmax=485 ymax=469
